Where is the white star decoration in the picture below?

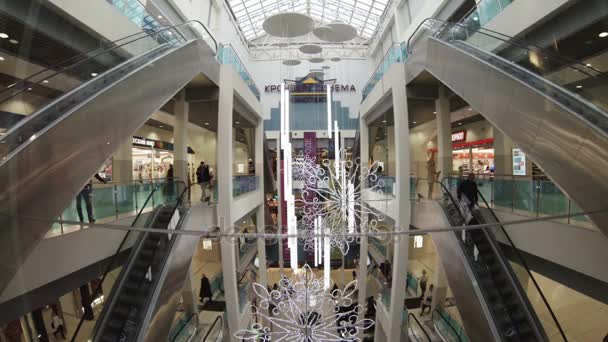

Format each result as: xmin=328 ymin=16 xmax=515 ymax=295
xmin=235 ymin=264 xmax=374 ymax=341
xmin=293 ymin=151 xmax=389 ymax=255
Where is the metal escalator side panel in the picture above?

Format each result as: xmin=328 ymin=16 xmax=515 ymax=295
xmin=412 ymin=201 xmax=500 ymax=342
xmin=0 ymin=39 xmax=214 ymax=293
xmin=423 ymin=37 xmax=608 ymax=236
xmin=141 ymin=204 xmax=216 ymax=342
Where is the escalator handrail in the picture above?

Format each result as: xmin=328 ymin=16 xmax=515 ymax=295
xmin=406 ymin=18 xmax=603 ymax=78
xmin=69 ymin=180 xmax=186 ymax=342
xmin=435 ymin=180 xmax=548 ymax=341
xmin=475 ymin=187 xmax=568 ymax=341
xmin=0 ymin=20 xmax=216 ymax=109
xmin=431 ymin=309 xmax=463 ymax=342
xmin=170 ymin=313 xmax=198 ymax=342
xmin=202 ymin=315 xmax=224 ymax=342
xmin=408 ymin=312 xmax=431 ymax=342
xmin=0 ymin=27 xmax=166 ymax=100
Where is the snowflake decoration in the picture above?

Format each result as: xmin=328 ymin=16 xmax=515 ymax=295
xmin=293 ymin=151 xmax=390 ymax=255
xmin=235 ymin=264 xmax=374 ymax=341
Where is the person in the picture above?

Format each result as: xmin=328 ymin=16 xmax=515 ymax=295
xmin=420 ymin=269 xmax=428 ymax=296
xmin=199 ymin=273 xmax=212 ymax=303
xmin=165 ymin=164 xmax=174 ymax=197
xmin=76 ymin=173 xmax=106 ymax=223
xmin=352 ymin=270 xmax=357 ymax=280
xmin=51 ymin=309 xmax=65 ymax=339
xmin=426 ymin=157 xmax=441 ymax=199
xmin=383 ymin=258 xmax=392 ymax=284
xmin=196 ymin=161 xmax=212 ymax=202
xmin=420 ymin=284 xmax=434 ymax=315
xmin=457 ymin=173 xmax=479 ymax=208
xmin=365 ymin=296 xmax=376 ymax=319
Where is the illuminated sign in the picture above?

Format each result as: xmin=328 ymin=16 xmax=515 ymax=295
xmin=451 ymin=131 xmax=466 ymax=143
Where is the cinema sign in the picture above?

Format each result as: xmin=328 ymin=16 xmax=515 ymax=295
xmin=264 ymin=84 xmax=356 ymax=93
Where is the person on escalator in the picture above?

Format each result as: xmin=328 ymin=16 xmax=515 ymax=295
xmin=457 ymin=173 xmax=479 ymax=209
xmin=76 ymin=173 xmax=107 ymax=223
xmin=199 ymin=273 xmax=212 ymax=303
xmin=420 ymin=284 xmax=434 ymax=315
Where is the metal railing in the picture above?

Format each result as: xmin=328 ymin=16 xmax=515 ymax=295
xmin=169 ymin=313 xmax=198 ymax=342
xmin=408 ymin=312 xmax=431 ymax=342
xmin=233 ymin=175 xmax=259 ymax=197
xmin=202 ymin=315 xmax=224 ymax=342
xmin=432 ymin=308 xmax=467 ymax=342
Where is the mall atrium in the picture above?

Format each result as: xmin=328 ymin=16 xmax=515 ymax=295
xmin=0 ymin=0 xmax=606 ymax=341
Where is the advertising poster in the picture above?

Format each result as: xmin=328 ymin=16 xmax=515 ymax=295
xmin=512 ymin=148 xmax=526 ymax=176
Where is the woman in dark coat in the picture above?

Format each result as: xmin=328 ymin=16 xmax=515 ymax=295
xmin=199 ymin=273 xmax=212 ymax=303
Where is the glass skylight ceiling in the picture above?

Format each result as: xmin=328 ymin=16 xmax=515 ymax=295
xmin=227 ymin=0 xmax=390 ymax=41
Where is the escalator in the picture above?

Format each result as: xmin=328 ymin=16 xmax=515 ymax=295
xmin=407 ymin=312 xmax=432 ymax=342
xmin=434 ymin=180 xmax=566 ymax=341
xmin=409 ymin=18 xmax=608 ymax=236
xmin=0 ymin=21 xmax=219 ymax=292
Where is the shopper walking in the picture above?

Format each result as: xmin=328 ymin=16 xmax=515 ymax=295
xmin=51 ymin=309 xmax=66 ymax=339
xmin=420 ymin=269 xmax=428 ymax=296
xmin=457 ymin=173 xmax=479 ymax=208
xmin=420 ymin=284 xmax=434 ymax=315
xmin=76 ymin=173 xmax=106 ymax=223
xmin=196 ymin=161 xmax=212 ymax=202
xmin=199 ymin=273 xmax=212 ymax=303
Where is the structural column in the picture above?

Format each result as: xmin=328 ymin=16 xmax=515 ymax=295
xmin=388 ymin=64 xmax=411 ymax=342
xmin=112 ymin=137 xmax=133 ymax=183
xmin=357 ymin=116 xmax=370 ymax=339
xmin=493 ymin=128 xmax=514 ymax=175
xmin=436 ymin=85 xmax=452 ymax=179
xmin=255 ymin=118 xmax=268 ymax=290
xmin=174 ymin=90 xmax=190 ymax=186
xmin=216 ymin=65 xmax=240 ymax=340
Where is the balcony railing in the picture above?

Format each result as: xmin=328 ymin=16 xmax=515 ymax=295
xmin=444 ymin=175 xmax=591 ymax=227
xmin=233 ymin=175 xmax=259 ymax=197
xmin=361 ymin=43 xmax=407 ymax=101
xmin=218 ymin=44 xmax=260 ymax=100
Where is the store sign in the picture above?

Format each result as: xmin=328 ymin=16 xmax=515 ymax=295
xmin=512 ymin=148 xmax=526 ymax=176
xmin=264 ymin=84 xmax=356 ymax=93
xmin=451 ymin=130 xmax=467 ymax=143
xmin=133 ymin=136 xmax=154 ymax=147
xmin=202 ymin=239 xmax=213 ymax=250
xmin=414 ymin=236 xmax=424 ymax=248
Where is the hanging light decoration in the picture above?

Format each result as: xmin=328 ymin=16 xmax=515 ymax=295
xmin=235 ymin=264 xmax=374 ymax=341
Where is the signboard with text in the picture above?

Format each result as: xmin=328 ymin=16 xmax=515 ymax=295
xmin=512 ymin=148 xmax=526 ymax=176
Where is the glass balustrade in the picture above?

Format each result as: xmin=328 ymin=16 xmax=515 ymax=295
xmin=361 ymin=43 xmax=407 ymax=101
xmin=218 ymin=44 xmax=260 ymax=100
xmin=444 ymin=176 xmax=591 ymax=228
xmin=461 ymin=0 xmax=514 ymax=29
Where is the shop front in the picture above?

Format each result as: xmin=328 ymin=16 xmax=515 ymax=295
xmin=428 ymin=129 xmax=495 ymax=174
xmin=131 ymin=136 xmax=194 ymax=181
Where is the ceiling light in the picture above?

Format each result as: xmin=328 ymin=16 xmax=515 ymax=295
xmin=106 ymin=141 xmax=111 ymax=145
xmin=468 ymin=108 xmax=473 ymax=111
xmin=576 ymin=85 xmax=583 ymax=89
xmin=473 ymin=17 xmax=479 ymax=21
xmin=27 ymin=87 xmax=32 ymax=91
xmin=433 ymin=111 xmax=436 ymax=114
xmin=0 ymin=33 xmax=8 ymax=39
xmin=91 ymin=73 xmax=98 ymax=77
xmin=458 ymin=122 xmax=463 ymax=125
xmin=236 ymin=121 xmax=240 ymax=124
xmin=43 ymin=80 xmax=49 ymax=83
xmin=0 ymin=56 xmax=4 ymax=62
xmin=413 ymin=121 xmax=417 ymax=124
xmin=157 ymin=15 xmax=163 ymax=19
xmin=204 ymin=122 xmax=210 ymax=125
xmin=599 ymin=32 xmax=608 ymax=38
xmin=159 ymin=125 xmax=163 ymax=128
xmin=586 ymin=63 xmax=592 ymax=67
xmin=382 ymin=120 xmax=386 ymax=123
xmin=9 ymin=39 xmax=18 ymax=44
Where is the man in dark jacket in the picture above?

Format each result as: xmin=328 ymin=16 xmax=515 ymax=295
xmin=199 ymin=273 xmax=212 ymax=303
xmin=77 ymin=173 xmax=106 ymax=223
xmin=457 ymin=173 xmax=479 ymax=207
xmin=196 ymin=161 xmax=212 ymax=202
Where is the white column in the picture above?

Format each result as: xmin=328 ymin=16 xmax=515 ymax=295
xmin=388 ymin=64 xmax=410 ymax=342
xmin=357 ymin=116 xmax=370 ymax=338
xmin=436 ymin=85 xmax=452 ymax=179
xmin=255 ymin=118 xmax=268 ymax=290
xmin=111 ymin=137 xmax=133 ymax=182
xmin=216 ymin=65 xmax=239 ymax=340
xmin=174 ymin=90 xmax=190 ymax=184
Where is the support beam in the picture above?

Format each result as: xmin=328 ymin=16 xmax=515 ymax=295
xmin=436 ymin=85 xmax=452 ymax=179
xmin=356 ymin=116 xmax=370 ymax=340
xmin=174 ymin=90 xmax=190 ymax=184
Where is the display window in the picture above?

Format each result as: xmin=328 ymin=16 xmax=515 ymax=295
xmin=452 ymin=147 xmax=495 ymax=173
xmin=132 ymin=147 xmax=174 ymax=180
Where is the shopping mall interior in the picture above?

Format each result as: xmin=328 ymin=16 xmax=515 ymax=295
xmin=0 ymin=0 xmax=607 ymax=341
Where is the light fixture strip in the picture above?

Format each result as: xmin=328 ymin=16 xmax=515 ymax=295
xmin=326 ymin=84 xmax=332 ymax=137
xmin=324 ymin=225 xmax=331 ymax=290
xmin=280 ymin=83 xmax=286 ymax=148
xmin=334 ymin=120 xmax=340 ymax=179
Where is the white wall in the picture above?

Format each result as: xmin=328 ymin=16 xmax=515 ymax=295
xmin=249 ymin=58 xmax=370 ymax=120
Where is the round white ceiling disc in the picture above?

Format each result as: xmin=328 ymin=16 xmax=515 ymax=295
xmin=322 ymin=65 xmax=330 ymax=69
xmin=299 ymin=44 xmax=323 ymax=54
xmin=309 ymin=71 xmax=325 ymax=78
xmin=275 ymin=42 xmax=289 ymax=47
xmin=283 ymin=59 xmax=301 ymax=66
xmin=330 ymin=57 xmax=341 ymax=62
xmin=263 ymin=12 xmax=314 ymax=37
xmin=315 ymin=22 xmax=357 ymax=42
xmin=309 ymin=57 xmax=325 ymax=63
